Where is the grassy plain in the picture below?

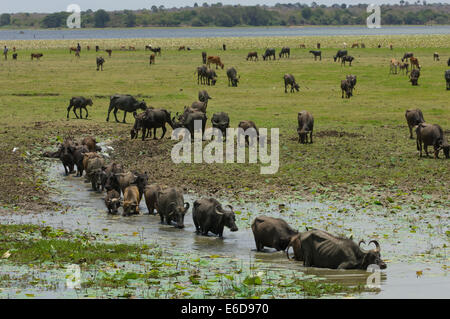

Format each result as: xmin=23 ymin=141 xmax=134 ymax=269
xmin=0 ymin=34 xmax=449 ymax=212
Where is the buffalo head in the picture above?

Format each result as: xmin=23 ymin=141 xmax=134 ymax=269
xmin=216 ymin=204 xmax=238 ymax=232
xmin=169 ymin=202 xmax=190 ymax=229
xmin=108 ymin=198 xmax=121 ymax=215
xmin=360 ymin=240 xmax=387 ymax=270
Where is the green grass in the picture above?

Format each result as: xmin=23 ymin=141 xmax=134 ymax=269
xmin=0 ymin=35 xmax=449 ymax=210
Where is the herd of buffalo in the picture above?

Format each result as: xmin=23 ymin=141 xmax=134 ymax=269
xmin=40 ymin=42 xmax=449 ymax=273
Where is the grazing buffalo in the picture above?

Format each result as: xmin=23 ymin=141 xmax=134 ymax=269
xmin=405 ymin=109 xmax=425 ymax=139
xmin=148 ymin=46 xmax=161 ymax=55
xmin=446 ymin=70 xmax=450 ymax=90
xmin=202 ymin=51 xmax=207 ymax=64
xmin=157 ymin=187 xmax=190 ymax=229
xmin=173 ymin=111 xmax=207 ymax=138
xmin=279 ymin=47 xmax=290 ymax=58
xmin=402 ymin=52 xmax=414 ymax=62
xmin=251 ymin=216 xmax=298 ymax=252
xmin=193 ymin=198 xmax=238 ymax=237
xmin=105 ymin=190 xmax=121 ymax=215
xmin=198 ymin=90 xmax=212 ymax=105
xmin=149 ymin=54 xmax=155 ymax=65
xmin=137 ymin=108 xmax=173 ymax=140
xmin=123 ymin=185 xmax=140 ymax=216
xmin=416 ymin=123 xmax=449 ymax=159
xmin=207 ymin=56 xmax=224 ymax=69
xmin=226 ymin=67 xmax=239 ymax=87
xmin=96 ymin=57 xmax=105 ymax=71
xmin=333 ymin=50 xmax=347 ymax=62
xmin=196 ymin=65 xmax=208 ymax=85
xmin=309 ymin=50 xmax=321 ymax=61
xmin=31 ymin=53 xmax=43 ymax=60
xmin=410 ymin=69 xmax=420 ymax=86
xmin=341 ymin=55 xmax=354 ymax=66
xmin=178 ymin=46 xmax=186 ymax=51
xmin=211 ymin=112 xmax=230 ymax=140
xmin=144 ymin=184 xmax=161 ymax=215
xmin=341 ymin=79 xmax=352 ymax=98
xmin=262 ymin=48 xmax=276 ymax=61
xmin=106 ymin=95 xmax=147 ymax=123
xmin=297 ymin=111 xmax=314 ymax=144
xmin=346 ymin=74 xmax=357 ymax=94
xmin=238 ymin=120 xmax=259 ymax=146
xmin=246 ymin=52 xmax=258 ymax=61
xmin=286 ymin=229 xmax=387 ymax=270
xmin=105 ymin=49 xmax=112 ymax=57
xmin=205 ymin=68 xmax=217 ymax=86
xmin=283 ymin=74 xmax=300 ymax=93
xmin=433 ymin=52 xmax=439 ymax=61
xmin=410 ymin=57 xmax=420 ymax=70
xmin=67 ymin=97 xmax=93 ymax=119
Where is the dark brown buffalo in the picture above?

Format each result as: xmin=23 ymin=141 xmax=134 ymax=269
xmin=246 ymin=51 xmax=258 ymax=61
xmin=402 ymin=52 xmax=414 ymax=62
xmin=67 ymin=97 xmax=93 ymax=119
xmin=445 ymin=70 xmax=450 ymax=90
xmin=341 ymin=79 xmax=352 ymax=98
xmin=135 ymin=108 xmax=173 ymax=140
xmin=157 ymin=187 xmax=190 ymax=229
xmin=105 ymin=189 xmax=121 ymax=215
xmin=81 ymin=136 xmax=100 ymax=152
xmin=226 ymin=67 xmax=239 ymax=87
xmin=262 ymin=48 xmax=276 ymax=61
xmin=31 ymin=53 xmax=43 ymax=60
xmin=144 ymin=184 xmax=161 ymax=215
xmin=106 ymin=95 xmax=147 ymax=123
xmin=286 ymin=229 xmax=387 ymax=270
xmin=279 ymin=47 xmax=290 ymax=58
xmin=85 ymin=155 xmax=105 ymax=191
xmin=405 ymin=109 xmax=425 ymax=139
xmin=309 ymin=50 xmax=321 ymax=61
xmin=202 ymin=51 xmax=207 ymax=64
xmin=238 ymin=120 xmax=259 ymax=146
xmin=149 ymin=54 xmax=155 ymax=65
xmin=211 ymin=112 xmax=230 ymax=140
xmin=59 ymin=138 xmax=76 ymax=175
xmin=410 ymin=68 xmax=420 ymax=86
xmin=72 ymin=144 xmax=89 ymax=177
xmin=193 ymin=198 xmax=238 ymax=237
xmin=416 ymin=123 xmax=449 ymax=159
xmin=333 ymin=50 xmax=347 ymax=62
xmin=283 ymin=74 xmax=299 ymax=93
xmin=190 ymin=101 xmax=208 ymax=113
xmin=172 ymin=111 xmax=207 ymax=139
xmin=297 ymin=111 xmax=314 ymax=144
xmin=251 ymin=216 xmax=298 ymax=252
xmin=96 ymin=57 xmax=105 ymax=71
xmin=198 ymin=90 xmax=212 ymax=105
xmin=100 ymin=162 xmax=124 ymax=192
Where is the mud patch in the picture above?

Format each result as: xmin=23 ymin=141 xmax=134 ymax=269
xmin=315 ymin=130 xmax=364 ymax=138
xmin=11 ymin=93 xmax=60 ymax=97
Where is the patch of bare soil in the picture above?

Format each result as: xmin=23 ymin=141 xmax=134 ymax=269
xmin=314 ymin=130 xmax=364 ymax=138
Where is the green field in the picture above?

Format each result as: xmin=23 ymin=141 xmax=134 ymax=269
xmin=0 ymin=34 xmax=449 ymax=211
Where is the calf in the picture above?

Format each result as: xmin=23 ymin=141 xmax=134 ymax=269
xmin=192 ymin=198 xmax=238 ymax=237
xmin=144 ymin=184 xmax=161 ymax=215
xmin=207 ymin=56 xmax=224 ymax=69
xmin=283 ymin=74 xmax=300 ymax=93
xmin=410 ymin=57 xmax=420 ymax=70
xmin=31 ymin=53 xmax=43 ymax=60
xmin=96 ymin=57 xmax=105 ymax=71
xmin=105 ymin=190 xmax=121 ymax=215
xmin=123 ymin=185 xmax=140 ymax=216
xmin=341 ymin=55 xmax=354 ymax=67
xmin=67 ymin=97 xmax=93 ymax=119
xmin=416 ymin=123 xmax=449 ymax=159
xmin=297 ymin=111 xmax=314 ymax=144
xmin=390 ymin=58 xmax=400 ymax=74
xmin=252 ymin=216 xmax=298 ymax=252
xmin=279 ymin=47 xmax=290 ymax=58
xmin=309 ymin=50 xmax=321 ymax=61
xmin=405 ymin=109 xmax=425 ymax=139
xmin=246 ymin=51 xmax=258 ymax=61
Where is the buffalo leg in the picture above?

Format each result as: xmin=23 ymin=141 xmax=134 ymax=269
xmin=84 ymin=106 xmax=88 ymax=119
xmin=73 ymin=107 xmax=79 ymax=119
xmin=160 ymin=125 xmax=167 ymax=139
xmin=113 ymin=108 xmax=120 ymax=123
xmin=123 ymin=111 xmax=127 ymax=123
xmin=67 ymin=105 xmax=72 ymax=119
xmin=408 ymin=125 xmax=413 ymax=139
xmin=106 ymin=105 xmax=114 ymax=122
xmin=142 ymin=128 xmax=146 ymax=141
xmin=310 ymin=132 xmax=313 ymax=144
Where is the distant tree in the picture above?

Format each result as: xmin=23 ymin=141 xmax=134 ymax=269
xmin=202 ymin=2 xmax=209 ymax=7
xmin=194 ymin=3 xmax=199 ymax=7
xmin=0 ymin=13 xmax=11 ymax=26
xmin=302 ymin=7 xmax=312 ymax=19
xmin=94 ymin=9 xmax=110 ymax=27
xmin=124 ymin=10 xmax=137 ymax=27
xmin=341 ymin=3 xmax=347 ymax=9
xmin=151 ymin=6 xmax=158 ymax=13
xmin=41 ymin=12 xmax=69 ymax=28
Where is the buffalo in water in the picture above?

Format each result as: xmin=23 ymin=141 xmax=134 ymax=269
xmin=251 ymin=216 xmax=298 ymax=252
xmin=416 ymin=123 xmax=449 ymax=159
xmin=157 ymin=187 xmax=190 ymax=229
xmin=286 ymin=229 xmax=387 ymax=270
xmin=297 ymin=111 xmax=314 ymax=144
xmin=192 ymin=198 xmax=238 ymax=237
xmin=106 ymin=95 xmax=147 ymax=123
xmin=405 ymin=109 xmax=425 ymax=139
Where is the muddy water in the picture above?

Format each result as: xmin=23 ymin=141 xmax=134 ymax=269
xmin=1 ymin=160 xmax=449 ymax=298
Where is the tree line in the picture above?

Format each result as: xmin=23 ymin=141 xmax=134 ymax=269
xmin=1 ymin=3 xmax=449 ymax=29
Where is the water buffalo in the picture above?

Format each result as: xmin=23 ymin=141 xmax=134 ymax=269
xmin=405 ymin=109 xmax=425 ymax=139
xmin=399 ymin=62 xmax=409 ymax=75
xmin=105 ymin=190 xmax=121 ymax=215
xmin=123 ymin=185 xmax=140 ymax=216
xmin=131 ymin=111 xmax=149 ymax=139
xmin=207 ymin=56 xmax=224 ymax=69
xmin=297 ymin=111 xmax=314 ymax=144
xmin=105 ymin=171 xmax=140 ymax=195
xmin=106 ymin=95 xmax=147 ymax=123
xmin=410 ymin=69 xmax=420 ymax=86
xmin=136 ymin=108 xmax=173 ymax=140
xmin=416 ymin=123 xmax=449 ymax=159
xmin=433 ymin=52 xmax=439 ymax=61
xmin=190 ymin=101 xmax=208 ymax=113
xmin=193 ymin=198 xmax=238 ymax=237
xmin=196 ymin=65 xmax=208 ymax=85
xmin=286 ymin=229 xmax=387 ymax=270
xmin=211 ymin=112 xmax=230 ymax=140
xmin=59 ymin=138 xmax=76 ymax=175
xmin=205 ymin=68 xmax=217 ymax=86
xmin=202 ymin=51 xmax=207 ymax=64
xmin=149 ymin=54 xmax=155 ymax=65
xmin=100 ymin=162 xmax=124 ymax=192
xmin=262 ymin=48 xmax=276 ymax=61
xmin=346 ymin=74 xmax=357 ymax=94
xmin=173 ymin=111 xmax=207 ymax=139
xmin=238 ymin=120 xmax=259 ymax=146
xmin=402 ymin=52 xmax=414 ymax=62
xmin=85 ymin=155 xmax=105 ymax=191
xmin=12 ymin=53 xmax=17 ymax=60
xmin=246 ymin=52 xmax=258 ymax=61
xmin=445 ymin=70 xmax=450 ymax=90
xmin=149 ymin=46 xmax=161 ymax=55
xmin=105 ymin=49 xmax=112 ymax=57
xmin=309 ymin=50 xmax=321 ymax=61
xmin=96 ymin=57 xmax=105 ymax=71
xmin=72 ymin=144 xmax=89 ymax=177
xmin=341 ymin=55 xmax=354 ymax=66
xmin=251 ymin=216 xmax=298 ymax=252
xmin=81 ymin=136 xmax=100 ymax=152
xmin=66 ymin=97 xmax=93 ymax=120
xmin=333 ymin=50 xmax=347 ymax=62
xmin=31 ymin=53 xmax=43 ymax=60
xmin=279 ymin=47 xmax=290 ymax=58
xmin=157 ymin=187 xmax=190 ymax=229
xmin=144 ymin=184 xmax=161 ymax=215
xmin=226 ymin=67 xmax=239 ymax=87
xmin=410 ymin=57 xmax=420 ymax=70
xmin=283 ymin=74 xmax=300 ymax=93
xmin=198 ymin=90 xmax=212 ymax=105
xmin=341 ymin=79 xmax=352 ymax=98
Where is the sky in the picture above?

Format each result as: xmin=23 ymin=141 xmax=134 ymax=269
xmin=1 ymin=0 xmax=449 ymax=14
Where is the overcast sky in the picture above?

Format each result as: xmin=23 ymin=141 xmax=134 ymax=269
xmin=1 ymin=0 xmax=449 ymax=13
